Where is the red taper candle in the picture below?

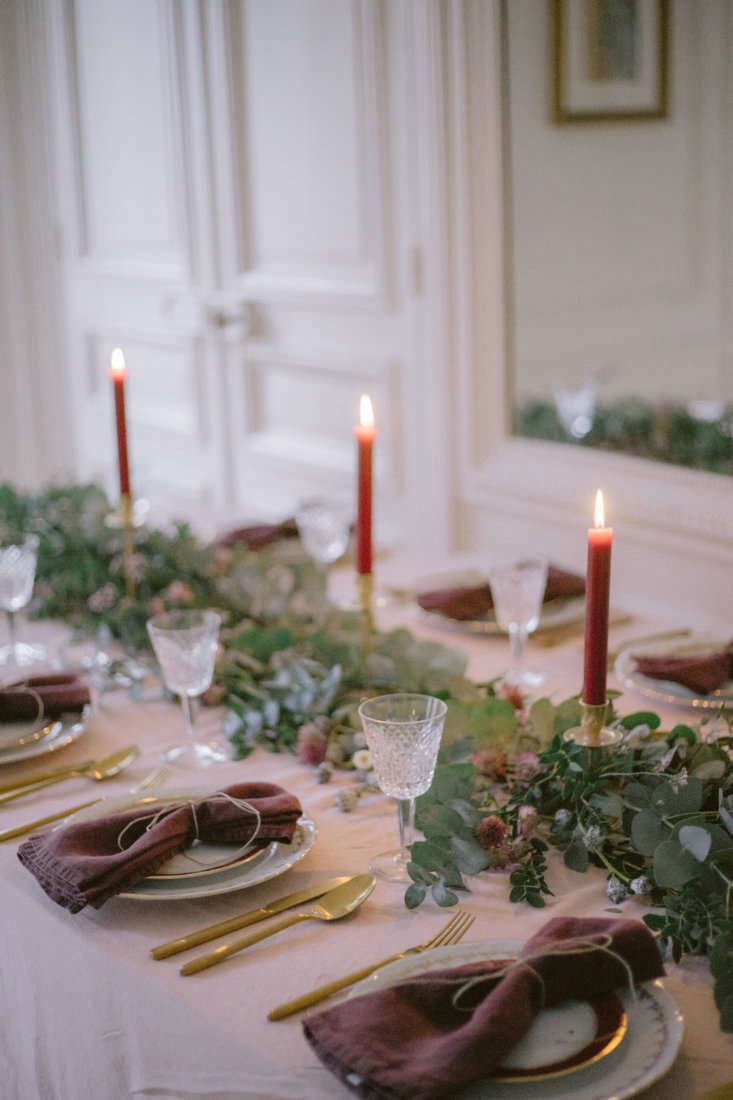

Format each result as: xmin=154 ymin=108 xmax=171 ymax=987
xmin=582 ymin=490 xmax=613 ymax=705
xmin=354 ymin=394 xmax=376 ymax=575
xmin=109 ymin=347 xmax=131 ymax=497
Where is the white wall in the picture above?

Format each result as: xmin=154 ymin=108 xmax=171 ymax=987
xmin=0 ymin=1 xmax=74 ymax=488
xmin=508 ymin=0 xmax=733 ymax=406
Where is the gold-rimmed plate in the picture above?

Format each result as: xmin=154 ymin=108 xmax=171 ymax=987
xmin=65 ymin=791 xmax=317 ymax=900
xmin=0 ymin=706 xmax=90 ymax=765
xmin=615 ymin=636 xmax=733 ymax=711
xmin=348 ymin=940 xmax=683 ymax=1098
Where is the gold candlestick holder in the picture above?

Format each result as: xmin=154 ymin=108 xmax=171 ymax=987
xmin=563 ymin=700 xmax=621 ymax=749
xmin=120 ymin=492 xmax=136 ymax=599
xmin=357 ymin=572 xmax=374 ymax=649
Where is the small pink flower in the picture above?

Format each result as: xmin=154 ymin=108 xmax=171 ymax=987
xmin=87 ymin=583 xmax=118 ymax=613
xmin=471 ymin=747 xmax=508 ymax=781
xmin=498 ymin=683 xmax=526 ymax=712
xmin=164 ymin=580 xmax=195 ymax=604
xmin=474 ymin=815 xmax=508 ymax=851
xmin=517 ymin=804 xmax=539 ymax=839
xmin=213 ymin=546 xmax=234 ymax=572
xmin=296 ymin=720 xmax=328 ymax=767
xmin=147 ymin=596 xmax=166 ymax=617
xmin=514 ymin=751 xmax=542 ymax=784
xmin=202 ymin=683 xmax=226 ymax=707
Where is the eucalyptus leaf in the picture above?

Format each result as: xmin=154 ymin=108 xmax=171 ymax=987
xmin=564 ymin=838 xmax=589 ymax=873
xmin=631 ymin=810 xmax=668 ymax=855
xmin=451 ymin=834 xmax=492 ymax=874
xmin=651 ymin=776 xmax=703 ymax=817
xmin=653 ymin=839 xmax=703 ymax=888
xmin=619 ymin=711 xmax=661 ymax=730
xmin=405 ymin=883 xmax=427 ymax=909
xmin=678 ymin=825 xmax=713 ymax=862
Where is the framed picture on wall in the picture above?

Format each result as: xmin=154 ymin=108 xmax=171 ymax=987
xmin=553 ymin=0 xmax=670 ymax=122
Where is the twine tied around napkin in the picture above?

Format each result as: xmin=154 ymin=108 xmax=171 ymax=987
xmin=0 ymin=673 xmax=90 ymax=724
xmin=434 ymin=931 xmax=638 ymax=1013
xmin=303 ymin=916 xmax=664 ymax=1100
xmin=115 ymin=790 xmax=263 ymax=872
xmin=18 ymin=781 xmax=302 ymax=913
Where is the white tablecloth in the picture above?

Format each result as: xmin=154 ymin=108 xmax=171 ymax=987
xmin=2 ymin=589 xmax=732 ymax=1100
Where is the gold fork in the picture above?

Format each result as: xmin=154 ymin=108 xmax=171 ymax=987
xmin=267 ymin=909 xmax=475 ymax=1020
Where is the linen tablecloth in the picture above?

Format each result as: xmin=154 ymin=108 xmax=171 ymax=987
xmin=1 ymin=579 xmax=731 ymax=1100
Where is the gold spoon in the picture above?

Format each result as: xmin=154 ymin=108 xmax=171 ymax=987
xmin=180 ymin=873 xmax=376 ymax=976
xmin=0 ymin=745 xmax=140 ymax=805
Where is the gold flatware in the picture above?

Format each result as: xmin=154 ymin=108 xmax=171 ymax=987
xmin=268 ymin=909 xmax=475 ymax=1020
xmin=151 ymin=876 xmax=354 ymax=959
xmin=0 ymin=763 xmax=169 ymax=842
xmin=0 ymin=745 xmax=140 ymax=805
xmin=180 ymin=873 xmax=376 ymax=976
xmin=0 ymin=756 xmax=97 ymax=795
xmin=0 ymin=799 xmax=102 ymax=840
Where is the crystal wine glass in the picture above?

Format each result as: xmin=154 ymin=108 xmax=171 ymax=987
xmin=0 ymin=535 xmax=46 ymax=667
xmin=295 ymin=498 xmax=351 ymax=569
xmin=488 ymin=558 xmax=548 ymax=690
xmin=146 ymin=610 xmax=227 ymax=767
xmin=358 ymin=693 xmax=447 ymax=883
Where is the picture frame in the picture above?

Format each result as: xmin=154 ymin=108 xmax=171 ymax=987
xmin=553 ymin=0 xmax=670 ymax=123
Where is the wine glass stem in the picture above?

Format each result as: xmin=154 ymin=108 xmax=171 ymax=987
xmin=7 ymin=610 xmax=17 ymax=662
xmin=398 ymin=798 xmax=416 ymax=861
xmin=509 ymin=623 xmax=527 ymax=672
xmin=180 ymin=692 xmax=196 ymax=745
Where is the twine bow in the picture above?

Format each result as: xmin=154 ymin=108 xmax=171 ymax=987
xmin=395 ymin=933 xmax=638 ymax=1012
xmin=116 ymin=791 xmax=263 ymax=871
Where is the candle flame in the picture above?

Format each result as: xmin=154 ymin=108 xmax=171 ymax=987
xmin=359 ymin=394 xmax=374 ymax=428
xmin=109 ymin=347 xmax=127 ymax=381
xmin=594 ymin=489 xmax=605 ymax=528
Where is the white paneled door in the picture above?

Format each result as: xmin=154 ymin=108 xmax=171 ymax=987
xmin=48 ymin=0 xmax=447 ymax=543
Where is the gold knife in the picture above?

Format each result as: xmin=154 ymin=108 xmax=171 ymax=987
xmin=0 ymin=798 xmax=102 ymax=841
xmin=150 ymin=876 xmax=353 ymax=959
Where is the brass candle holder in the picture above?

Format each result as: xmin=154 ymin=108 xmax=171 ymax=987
xmin=120 ymin=492 xmax=136 ymax=599
xmin=563 ymin=700 xmax=621 ymax=749
xmin=357 ymin=572 xmax=374 ymax=650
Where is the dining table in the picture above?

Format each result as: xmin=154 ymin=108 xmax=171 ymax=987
xmin=1 ymin=555 xmax=731 ymax=1100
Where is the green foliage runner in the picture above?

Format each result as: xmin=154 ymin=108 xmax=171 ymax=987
xmin=3 ymin=482 xmax=733 ymax=1031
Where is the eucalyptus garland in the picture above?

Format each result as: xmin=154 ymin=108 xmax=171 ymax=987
xmin=5 ymin=483 xmax=733 ymax=1030
xmin=515 ymin=397 xmax=733 ymax=475
xmin=405 ymin=695 xmax=733 ymax=1032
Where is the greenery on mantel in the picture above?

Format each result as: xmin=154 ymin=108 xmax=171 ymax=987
xmin=515 ymin=397 xmax=733 ymax=476
xmin=405 ymin=695 xmax=733 ymax=1032
xmin=4 ymin=482 xmax=733 ymax=1031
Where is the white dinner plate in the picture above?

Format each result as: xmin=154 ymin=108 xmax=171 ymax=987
xmin=414 ymin=570 xmax=585 ymax=637
xmin=0 ymin=705 xmax=90 ymax=765
xmin=615 ymin=636 xmax=733 ymax=711
xmin=66 ymin=790 xmax=317 ymax=900
xmin=348 ymin=939 xmax=684 ymax=1100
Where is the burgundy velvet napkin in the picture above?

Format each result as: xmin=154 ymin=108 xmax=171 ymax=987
xmin=0 ymin=674 xmax=91 ymax=723
xmin=417 ymin=565 xmax=586 ymax=622
xmin=17 ymin=781 xmax=302 ymax=913
xmin=217 ymin=518 xmax=299 ymax=550
xmin=635 ymin=641 xmax=733 ymax=695
xmin=303 ymin=916 xmax=664 ymax=1100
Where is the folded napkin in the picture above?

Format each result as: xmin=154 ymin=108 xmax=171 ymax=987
xmin=635 ymin=641 xmax=733 ymax=695
xmin=304 ymin=916 xmax=664 ymax=1100
xmin=18 ymin=781 xmax=302 ymax=913
xmin=0 ymin=674 xmax=91 ymax=723
xmin=218 ymin=518 xmax=299 ymax=550
xmin=417 ymin=565 xmax=586 ymax=622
